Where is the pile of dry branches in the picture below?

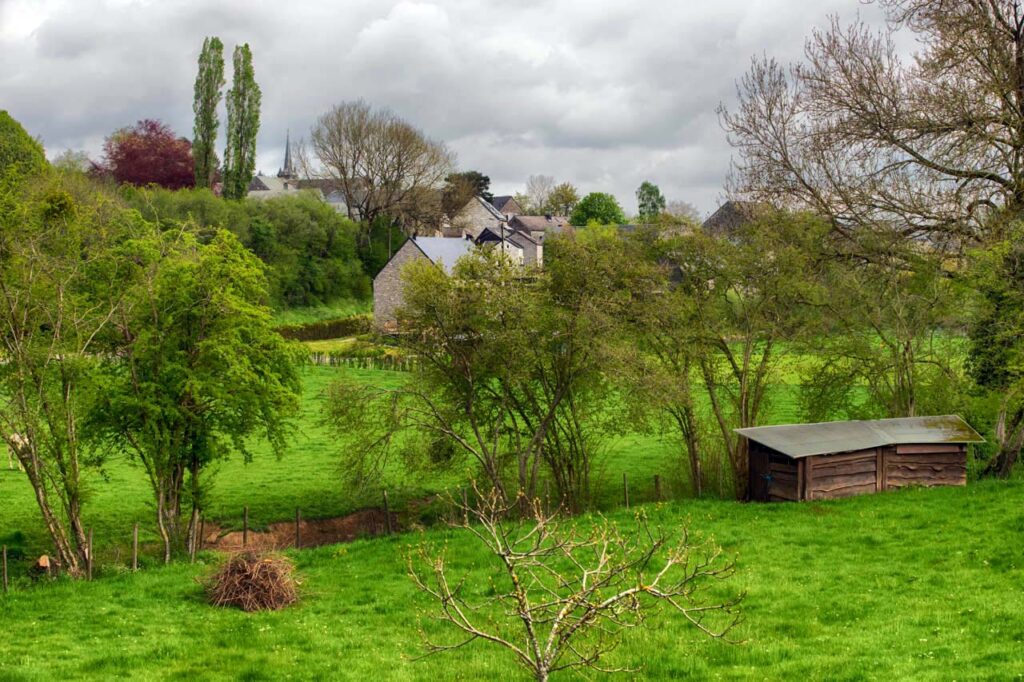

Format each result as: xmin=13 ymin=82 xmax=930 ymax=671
xmin=206 ymin=552 xmax=298 ymax=612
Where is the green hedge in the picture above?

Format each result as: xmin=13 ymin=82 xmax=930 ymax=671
xmin=275 ymin=313 xmax=372 ymax=341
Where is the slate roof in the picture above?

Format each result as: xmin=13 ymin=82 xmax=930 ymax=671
xmin=475 ymin=196 xmax=506 ymax=221
xmin=736 ymin=415 xmax=984 ymax=459
xmin=510 ymin=215 xmax=572 ymax=235
xmin=702 ymin=200 xmax=763 ymax=237
xmin=412 ymin=236 xmax=474 ymax=271
xmin=248 ymin=175 xmax=321 ymax=200
xmin=491 ymin=195 xmax=522 ymax=214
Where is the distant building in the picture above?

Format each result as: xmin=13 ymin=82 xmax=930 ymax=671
xmin=490 ymin=195 xmax=523 ymax=215
xmin=508 ymin=214 xmax=572 ymax=241
xmin=702 ymin=200 xmax=764 ymax=239
xmin=248 ymin=131 xmax=314 ymax=200
xmin=372 ymin=236 xmax=475 ymax=330
xmin=446 ymin=195 xmax=506 ymax=238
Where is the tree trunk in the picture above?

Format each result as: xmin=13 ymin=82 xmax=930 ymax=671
xmin=15 ymin=445 xmax=81 ymax=574
xmin=985 ymin=403 xmax=1024 ymax=478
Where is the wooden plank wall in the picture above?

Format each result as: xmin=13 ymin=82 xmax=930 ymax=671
xmin=886 ymin=443 xmax=966 ymax=488
xmin=767 ymin=453 xmax=800 ymax=502
xmin=805 ymin=449 xmax=878 ymax=500
xmin=751 ymin=440 xmax=968 ymax=502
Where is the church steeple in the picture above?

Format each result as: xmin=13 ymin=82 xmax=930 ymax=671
xmin=277 ymin=130 xmax=296 ymax=179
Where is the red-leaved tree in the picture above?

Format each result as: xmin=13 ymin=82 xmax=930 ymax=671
xmin=101 ymin=119 xmax=194 ymax=189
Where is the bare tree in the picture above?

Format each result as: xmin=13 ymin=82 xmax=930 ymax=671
xmin=666 ymin=199 xmax=701 ymax=223
xmin=525 ymin=175 xmax=556 ymax=215
xmin=720 ymin=0 xmax=1024 ymax=248
xmin=409 ymin=485 xmax=742 ymax=682
xmin=309 ymin=100 xmax=454 ymax=236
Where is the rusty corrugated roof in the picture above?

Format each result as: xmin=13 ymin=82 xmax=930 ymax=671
xmin=735 ymin=415 xmax=984 ymax=458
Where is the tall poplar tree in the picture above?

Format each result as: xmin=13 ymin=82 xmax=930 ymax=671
xmin=192 ymin=37 xmax=224 ymax=189
xmin=223 ymin=43 xmax=260 ymax=200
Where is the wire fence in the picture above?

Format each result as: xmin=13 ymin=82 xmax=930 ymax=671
xmin=0 ymin=470 xmax=688 ymax=594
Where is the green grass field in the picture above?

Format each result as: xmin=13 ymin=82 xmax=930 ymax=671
xmin=1 ymin=481 xmax=1021 ymax=680
xmin=1 ymin=366 xmax=743 ymax=564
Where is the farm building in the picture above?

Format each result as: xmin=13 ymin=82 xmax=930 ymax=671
xmin=739 ymin=415 xmax=984 ymax=502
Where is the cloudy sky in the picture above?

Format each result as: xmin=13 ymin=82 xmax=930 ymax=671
xmin=0 ymin=0 xmax=889 ymax=215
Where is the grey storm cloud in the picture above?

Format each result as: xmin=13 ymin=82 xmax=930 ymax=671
xmin=0 ymin=0 xmax=889 ymax=214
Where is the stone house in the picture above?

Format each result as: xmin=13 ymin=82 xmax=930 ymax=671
xmin=445 ymin=195 xmax=507 ymax=238
xmin=373 ymin=236 xmax=475 ymax=330
xmin=373 ymin=197 xmax=575 ymax=329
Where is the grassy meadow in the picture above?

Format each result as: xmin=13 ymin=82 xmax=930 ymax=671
xmin=2 ymin=365 xmax=749 ymax=565
xmin=3 ymin=363 xmax=1020 ymax=681
xmin=1 ymin=482 xmax=1022 ymax=680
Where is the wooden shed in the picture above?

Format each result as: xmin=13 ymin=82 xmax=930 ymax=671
xmin=739 ymin=415 xmax=984 ymax=502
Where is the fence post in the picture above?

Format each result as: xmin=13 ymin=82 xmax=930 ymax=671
xmin=623 ymin=474 xmax=630 ymax=509
xmin=87 ymin=527 xmax=94 ymax=581
xmin=654 ymin=474 xmax=662 ymax=502
xmin=243 ymin=506 xmax=249 ymax=548
xmin=382 ymin=490 xmax=392 ymax=534
xmin=295 ymin=508 xmax=301 ymax=549
xmin=189 ymin=508 xmax=199 ymax=563
xmin=132 ymin=523 xmax=139 ymax=572
xmin=2 ymin=545 xmax=8 ymax=594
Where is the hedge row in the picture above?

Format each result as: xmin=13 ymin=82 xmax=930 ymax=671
xmin=275 ymin=314 xmax=373 ymax=341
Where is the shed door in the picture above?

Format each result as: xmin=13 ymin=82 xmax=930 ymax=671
xmin=749 ymin=443 xmax=770 ymax=501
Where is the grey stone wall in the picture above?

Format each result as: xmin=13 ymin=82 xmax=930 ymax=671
xmin=452 ymin=198 xmax=501 ymax=238
xmin=373 ymin=240 xmax=426 ymax=330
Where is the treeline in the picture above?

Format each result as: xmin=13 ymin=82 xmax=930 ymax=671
xmin=326 ymin=211 xmax=1019 ymax=510
xmin=121 ymin=186 xmax=370 ymax=307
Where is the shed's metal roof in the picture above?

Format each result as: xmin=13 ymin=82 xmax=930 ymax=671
xmin=412 ymin=237 xmax=473 ymax=271
xmin=736 ymin=415 xmax=984 ymax=458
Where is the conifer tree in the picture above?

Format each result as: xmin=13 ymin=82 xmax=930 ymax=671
xmin=223 ymin=44 xmax=260 ymax=200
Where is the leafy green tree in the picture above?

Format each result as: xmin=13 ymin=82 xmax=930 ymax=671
xmin=0 ymin=172 xmax=139 ymax=574
xmin=326 ymin=234 xmax=641 ymax=510
xmin=636 ymin=180 xmax=666 ymax=222
xmin=967 ymin=221 xmax=1024 ymax=477
xmin=799 ymin=249 xmax=964 ymax=423
xmin=95 ymin=229 xmax=303 ymax=560
xmin=672 ymin=211 xmax=829 ymax=498
xmin=445 ymin=170 xmax=491 ymax=202
xmin=192 ymin=37 xmax=225 ymax=189
xmin=0 ymin=111 xmax=46 ymax=177
xmin=122 ymin=187 xmax=369 ymax=306
xmin=223 ymin=44 xmax=261 ymax=200
xmin=546 ymin=182 xmax=579 ymax=216
xmin=569 ymin=192 xmax=625 ymax=226
xmin=627 ymin=237 xmax=711 ymax=496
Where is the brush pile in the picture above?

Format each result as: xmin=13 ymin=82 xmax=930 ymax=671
xmin=206 ymin=552 xmax=298 ymax=612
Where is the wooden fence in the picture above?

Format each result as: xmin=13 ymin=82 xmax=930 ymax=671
xmin=0 ymin=472 xmax=681 ymax=593
xmin=308 ymin=353 xmax=417 ymax=371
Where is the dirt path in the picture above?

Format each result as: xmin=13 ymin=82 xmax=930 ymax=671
xmin=201 ymin=507 xmax=397 ymax=552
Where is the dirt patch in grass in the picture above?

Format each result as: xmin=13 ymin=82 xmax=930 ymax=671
xmin=202 ymin=507 xmax=397 ymax=552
